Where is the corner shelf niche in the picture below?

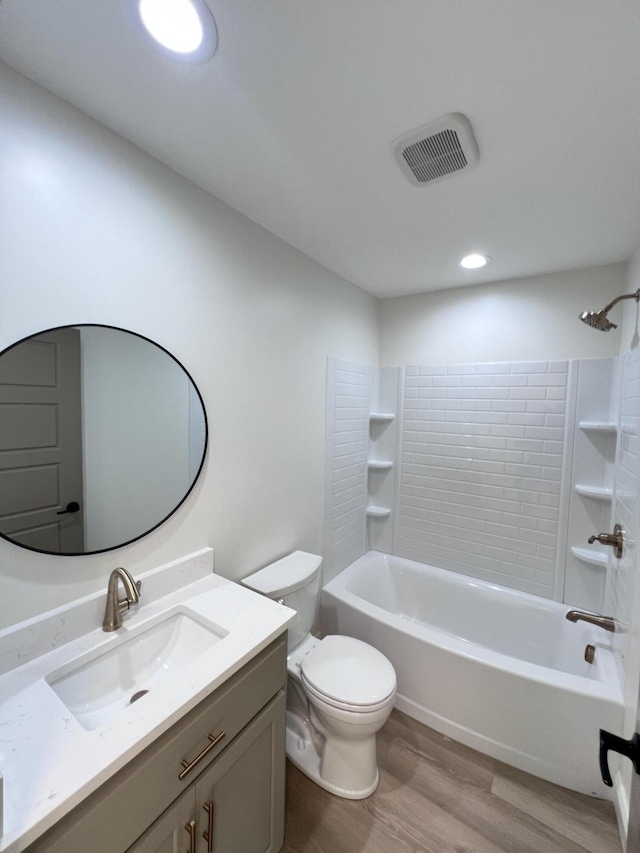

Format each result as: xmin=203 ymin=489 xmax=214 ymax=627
xmin=565 ymin=358 xmax=620 ymax=612
xmin=366 ymin=506 xmax=392 ymax=518
xmin=578 ymin=421 xmax=617 ymax=434
xmin=574 ymin=484 xmax=613 ymax=502
xmin=570 ymin=546 xmax=608 ymax=568
xmin=367 ymin=460 xmax=393 ymax=471
xmin=366 ymin=370 xmax=400 ymax=553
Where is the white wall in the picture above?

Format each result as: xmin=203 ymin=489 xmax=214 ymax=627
xmin=0 ymin=63 xmax=379 ymax=629
xmin=620 ymin=247 xmax=640 ymax=354
xmin=380 ymin=265 xmax=627 ymax=367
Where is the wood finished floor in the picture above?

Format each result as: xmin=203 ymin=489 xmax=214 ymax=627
xmin=282 ymin=710 xmax=621 ymax=853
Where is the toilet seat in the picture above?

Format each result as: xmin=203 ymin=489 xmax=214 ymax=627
xmin=301 ymin=675 xmax=394 ymax=714
xmin=300 ymin=635 xmax=396 ymax=711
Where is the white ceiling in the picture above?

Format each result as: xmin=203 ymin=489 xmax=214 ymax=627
xmin=1 ymin=1 xmax=640 ymax=298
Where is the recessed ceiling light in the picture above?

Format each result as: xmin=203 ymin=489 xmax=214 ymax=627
xmin=460 ymin=253 xmax=491 ymax=269
xmin=136 ymin=0 xmax=217 ymax=61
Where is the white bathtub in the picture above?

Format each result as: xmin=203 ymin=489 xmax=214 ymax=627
xmin=320 ymin=551 xmax=624 ymax=798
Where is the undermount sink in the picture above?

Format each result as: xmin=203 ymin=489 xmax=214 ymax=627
xmin=46 ymin=610 xmax=227 ymax=731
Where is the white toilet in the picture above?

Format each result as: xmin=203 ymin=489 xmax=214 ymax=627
xmin=242 ymin=551 xmax=396 ymax=799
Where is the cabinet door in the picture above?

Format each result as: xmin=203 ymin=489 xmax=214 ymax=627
xmin=195 ymin=691 xmax=285 ymax=853
xmin=127 ymin=789 xmax=196 ymax=853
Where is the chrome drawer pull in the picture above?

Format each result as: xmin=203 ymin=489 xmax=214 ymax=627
xmin=203 ymin=801 xmax=214 ymax=853
xmin=185 ymin=819 xmax=197 ymax=853
xmin=179 ymin=731 xmax=226 ymax=780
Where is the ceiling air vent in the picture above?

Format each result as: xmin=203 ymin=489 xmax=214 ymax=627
xmin=393 ymin=113 xmax=479 ymax=187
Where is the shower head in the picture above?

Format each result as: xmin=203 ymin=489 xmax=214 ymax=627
xmin=579 ymin=309 xmax=619 ymax=332
xmin=580 ymin=289 xmax=640 ymax=332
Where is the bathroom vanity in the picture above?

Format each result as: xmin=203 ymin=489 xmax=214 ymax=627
xmin=28 ymin=636 xmax=287 ymax=853
xmin=0 ymin=550 xmax=295 ymax=853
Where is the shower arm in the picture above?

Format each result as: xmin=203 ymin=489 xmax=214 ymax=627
xmin=600 ymin=289 xmax=640 ymax=315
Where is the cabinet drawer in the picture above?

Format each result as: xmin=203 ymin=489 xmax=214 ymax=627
xmin=28 ymin=635 xmax=287 ymax=853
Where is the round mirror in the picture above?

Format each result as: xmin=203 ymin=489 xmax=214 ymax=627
xmin=0 ymin=324 xmax=208 ymax=555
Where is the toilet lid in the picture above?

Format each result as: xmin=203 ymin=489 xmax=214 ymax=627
xmin=300 ymin=635 xmax=396 ymax=707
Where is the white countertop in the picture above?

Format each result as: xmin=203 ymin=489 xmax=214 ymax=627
xmin=0 ymin=549 xmax=294 ymax=853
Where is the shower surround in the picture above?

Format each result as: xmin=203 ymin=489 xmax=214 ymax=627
xmin=324 ymin=356 xmax=619 ymax=609
xmin=323 ymin=351 xmax=640 ymax=810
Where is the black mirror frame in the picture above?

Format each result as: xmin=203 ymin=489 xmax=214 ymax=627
xmin=0 ymin=323 xmax=208 ymax=557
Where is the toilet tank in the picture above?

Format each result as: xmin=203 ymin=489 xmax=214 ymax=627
xmin=242 ymin=551 xmax=322 ymax=650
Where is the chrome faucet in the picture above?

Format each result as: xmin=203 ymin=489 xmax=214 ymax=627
xmin=102 ymin=567 xmax=142 ymax=632
xmin=565 ymin=610 xmax=615 ymax=632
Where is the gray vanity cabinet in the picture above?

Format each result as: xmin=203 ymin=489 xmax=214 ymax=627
xmin=125 ymin=788 xmax=195 ymax=853
xmin=128 ymin=692 xmax=285 ymax=853
xmin=27 ymin=635 xmax=287 ymax=853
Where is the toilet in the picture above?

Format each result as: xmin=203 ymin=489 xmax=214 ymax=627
xmin=242 ymin=551 xmax=396 ymax=799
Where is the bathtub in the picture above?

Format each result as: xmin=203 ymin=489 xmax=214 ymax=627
xmin=320 ymin=551 xmax=624 ymax=798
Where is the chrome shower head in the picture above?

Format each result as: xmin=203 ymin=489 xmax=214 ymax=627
xmin=580 ymin=289 xmax=640 ymax=332
xmin=579 ymin=310 xmax=618 ymax=332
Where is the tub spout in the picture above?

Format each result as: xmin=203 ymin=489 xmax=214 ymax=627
xmin=565 ymin=610 xmax=615 ymax=632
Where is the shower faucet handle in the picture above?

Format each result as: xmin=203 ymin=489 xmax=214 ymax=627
xmin=588 ymin=524 xmax=624 ymax=559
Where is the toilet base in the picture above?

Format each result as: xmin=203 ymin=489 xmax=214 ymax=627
xmin=285 ymin=718 xmax=380 ymax=799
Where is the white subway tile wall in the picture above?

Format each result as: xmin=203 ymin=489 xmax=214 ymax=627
xmin=326 ymin=360 xmax=371 ymax=576
xmin=610 ymin=347 xmax=640 ymax=674
xmin=397 ymin=362 xmax=569 ymax=597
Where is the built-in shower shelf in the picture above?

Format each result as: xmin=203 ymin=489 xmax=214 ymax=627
xmin=366 ymin=506 xmax=392 ymax=518
xmin=367 ymin=460 xmax=393 ymax=470
xmin=579 ymin=421 xmax=617 ymax=434
xmin=570 ymin=546 xmax=608 ymax=568
xmin=574 ymin=484 xmax=613 ymax=502
xmin=369 ymin=412 xmax=395 ymax=422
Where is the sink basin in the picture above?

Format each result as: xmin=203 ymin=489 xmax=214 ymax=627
xmin=46 ymin=610 xmax=227 ymax=730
